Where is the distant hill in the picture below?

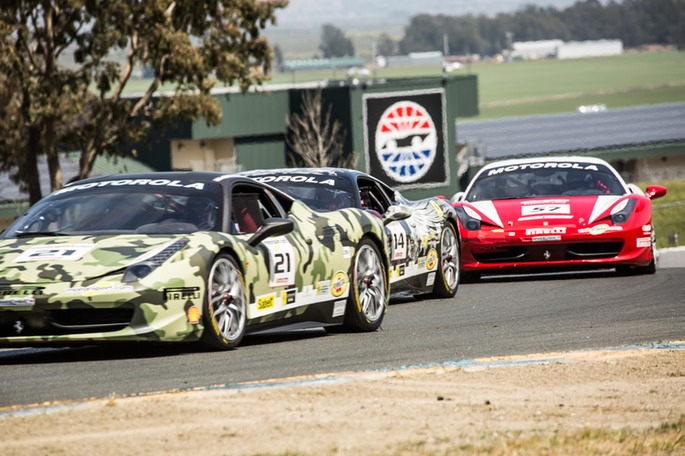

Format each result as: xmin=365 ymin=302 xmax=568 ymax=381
xmin=266 ymin=0 xmax=579 ymax=58
xmin=272 ymin=0 xmax=579 ymax=30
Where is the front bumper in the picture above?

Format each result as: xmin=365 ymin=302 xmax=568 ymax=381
xmin=460 ymin=228 xmax=654 ymax=273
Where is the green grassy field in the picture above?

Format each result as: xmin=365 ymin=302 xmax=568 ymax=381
xmin=124 ymin=50 xmax=685 ymax=120
xmin=648 ymin=179 xmax=685 ymax=249
xmin=266 ymin=50 xmax=685 ymax=120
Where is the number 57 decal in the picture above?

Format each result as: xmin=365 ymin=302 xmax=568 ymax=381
xmin=262 ymin=237 xmax=296 ymax=287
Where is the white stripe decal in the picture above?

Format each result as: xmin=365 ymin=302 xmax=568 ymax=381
xmin=471 ymin=201 xmax=503 ymax=228
xmin=589 ymin=196 xmax=622 ymax=224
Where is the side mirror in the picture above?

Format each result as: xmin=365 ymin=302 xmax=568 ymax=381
xmin=646 ymin=185 xmax=667 ymax=200
xmin=247 ymin=217 xmax=294 ymax=247
xmin=383 ymin=204 xmax=412 ymax=225
xmin=451 ymin=192 xmax=465 ymax=203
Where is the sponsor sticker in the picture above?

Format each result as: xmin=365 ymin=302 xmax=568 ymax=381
xmin=251 ymin=175 xmax=336 ymax=186
xmin=487 ymin=163 xmax=598 ymax=175
xmin=330 ymin=271 xmax=349 ymax=298
xmin=519 ymin=215 xmax=574 ymax=221
xmin=342 ymin=246 xmax=352 ymax=259
xmin=317 ymin=281 xmax=331 ymax=296
xmin=0 ymin=297 xmax=35 ymax=307
xmin=56 ymin=179 xmax=205 ymax=195
xmin=164 ymin=287 xmax=201 ymax=301
xmin=281 ymin=288 xmax=297 ymax=306
xmin=389 ymin=264 xmax=401 ymax=279
xmin=66 ymin=282 xmax=134 ymax=297
xmin=526 ymin=227 xmax=566 ymax=236
xmin=426 ymin=249 xmax=438 ymax=270
xmin=186 ymin=306 xmax=201 ymax=324
xmin=578 ymin=224 xmax=624 ymax=235
xmin=0 ymin=287 xmax=44 ymax=296
xmin=426 ymin=272 xmax=436 ymax=286
xmin=532 ymin=235 xmax=562 ymax=242
xmin=257 ymin=294 xmax=276 ymax=311
xmin=636 ymin=237 xmax=652 ymax=248
xmin=332 ymin=300 xmax=346 ymax=318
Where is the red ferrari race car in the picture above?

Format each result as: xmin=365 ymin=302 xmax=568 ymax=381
xmin=451 ymin=156 xmax=667 ymax=280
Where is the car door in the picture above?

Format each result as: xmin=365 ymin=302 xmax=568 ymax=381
xmin=356 ymin=177 xmax=414 ymax=278
xmin=230 ymin=181 xmax=349 ymax=319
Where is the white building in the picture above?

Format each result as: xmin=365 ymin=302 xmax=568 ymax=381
xmin=555 ymin=40 xmax=623 ymax=59
xmin=512 ymin=40 xmax=564 ymax=60
xmin=512 ymin=39 xmax=623 ymax=60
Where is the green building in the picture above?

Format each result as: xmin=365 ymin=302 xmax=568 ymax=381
xmin=133 ymin=74 xmax=479 ymax=200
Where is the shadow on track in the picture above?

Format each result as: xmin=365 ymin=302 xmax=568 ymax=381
xmin=0 ymin=328 xmax=331 ymax=365
xmin=471 ymin=268 xmax=618 ymax=283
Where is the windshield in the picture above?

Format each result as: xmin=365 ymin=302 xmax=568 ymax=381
xmin=3 ymin=185 xmax=222 ymax=238
xmin=249 ymin=174 xmax=356 ymax=212
xmin=465 ymin=163 xmax=626 ymax=202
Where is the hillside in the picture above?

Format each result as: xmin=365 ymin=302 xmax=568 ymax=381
xmin=266 ymin=0 xmax=578 ymax=58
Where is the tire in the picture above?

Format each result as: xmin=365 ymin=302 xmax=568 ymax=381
xmin=343 ymin=239 xmax=388 ymax=332
xmin=200 ymin=254 xmax=247 ymax=350
xmin=431 ymin=223 xmax=460 ymax=298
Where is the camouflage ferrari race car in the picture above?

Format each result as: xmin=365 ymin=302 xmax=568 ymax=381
xmin=0 ymin=172 xmax=393 ymax=350
xmin=240 ymin=168 xmax=461 ymax=298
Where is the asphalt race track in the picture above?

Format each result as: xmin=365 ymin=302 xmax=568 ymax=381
xmin=1 ymin=265 xmax=683 ymax=409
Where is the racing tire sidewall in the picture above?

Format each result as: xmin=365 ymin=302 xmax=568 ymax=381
xmin=200 ymin=254 xmax=247 ymax=350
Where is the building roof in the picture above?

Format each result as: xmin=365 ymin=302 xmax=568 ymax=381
xmin=0 ymin=153 xmax=154 ymax=203
xmin=456 ymin=102 xmax=685 ymax=160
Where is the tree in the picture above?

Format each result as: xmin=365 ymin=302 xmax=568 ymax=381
xmin=319 ymin=24 xmax=354 ymax=58
xmin=0 ymin=0 xmax=287 ymax=204
xmin=286 ymin=88 xmax=353 ymax=169
xmin=376 ymin=33 xmax=398 ymax=57
xmin=273 ymin=44 xmax=284 ymax=71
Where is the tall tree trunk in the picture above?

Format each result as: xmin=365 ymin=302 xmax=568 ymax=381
xmin=25 ymin=125 xmax=43 ymax=205
xmin=45 ymin=120 xmax=63 ymax=192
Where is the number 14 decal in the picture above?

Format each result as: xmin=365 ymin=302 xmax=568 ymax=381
xmin=262 ymin=237 xmax=296 ymax=287
xmin=387 ymin=223 xmax=407 ymax=261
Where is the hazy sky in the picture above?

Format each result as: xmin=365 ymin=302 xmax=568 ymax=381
xmin=274 ymin=0 xmax=581 ymax=29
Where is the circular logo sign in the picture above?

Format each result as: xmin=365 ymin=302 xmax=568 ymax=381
xmin=426 ymin=249 xmax=438 ymax=270
xmin=330 ymin=271 xmax=349 ymax=297
xmin=375 ymin=101 xmax=438 ymax=183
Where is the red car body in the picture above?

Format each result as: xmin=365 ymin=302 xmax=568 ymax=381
xmin=452 ymin=156 xmax=667 ymax=279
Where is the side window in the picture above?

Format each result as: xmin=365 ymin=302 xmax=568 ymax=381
xmin=231 ymin=185 xmax=286 ymax=234
xmin=358 ymin=178 xmax=391 ymax=214
xmin=232 ymin=193 xmax=262 ymax=234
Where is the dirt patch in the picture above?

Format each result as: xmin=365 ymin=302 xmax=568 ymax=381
xmin=1 ymin=348 xmax=683 ymax=455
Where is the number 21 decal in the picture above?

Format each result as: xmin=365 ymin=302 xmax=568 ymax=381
xmin=262 ymin=237 xmax=296 ymax=287
xmin=14 ymin=244 xmax=95 ymax=263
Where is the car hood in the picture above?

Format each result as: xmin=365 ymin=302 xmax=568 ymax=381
xmin=463 ymin=195 xmax=628 ymax=228
xmin=0 ymin=234 xmax=187 ymax=284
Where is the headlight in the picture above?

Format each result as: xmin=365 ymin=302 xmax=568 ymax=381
xmin=610 ymin=198 xmax=636 ymax=226
xmin=122 ymin=239 xmax=189 ymax=283
xmin=455 ymin=206 xmax=481 ymax=231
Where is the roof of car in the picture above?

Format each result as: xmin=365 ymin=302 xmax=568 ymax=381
xmin=240 ymin=167 xmax=373 ymax=179
xmin=68 ymin=170 xmax=229 ymax=184
xmin=54 ymin=171 xmax=296 ymax=203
